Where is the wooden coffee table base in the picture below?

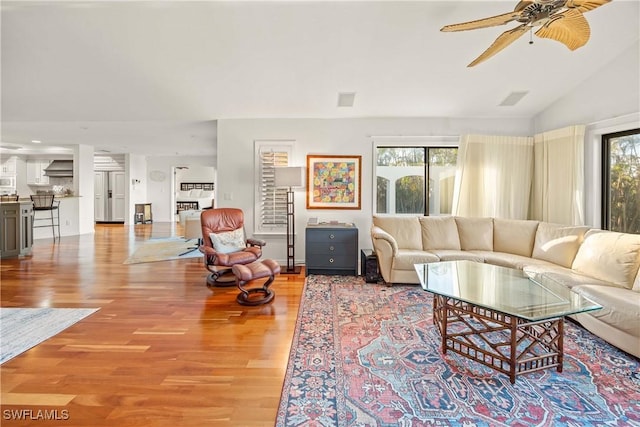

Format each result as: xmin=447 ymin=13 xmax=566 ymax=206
xmin=433 ymin=295 xmax=563 ymax=384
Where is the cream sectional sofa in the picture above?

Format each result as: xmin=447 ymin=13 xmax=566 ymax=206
xmin=370 ymin=215 xmax=640 ymax=358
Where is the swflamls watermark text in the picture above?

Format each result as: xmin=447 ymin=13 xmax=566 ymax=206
xmin=3 ymin=409 xmax=70 ymax=421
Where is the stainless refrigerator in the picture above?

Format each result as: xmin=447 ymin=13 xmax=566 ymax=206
xmin=94 ymin=171 xmax=126 ymax=222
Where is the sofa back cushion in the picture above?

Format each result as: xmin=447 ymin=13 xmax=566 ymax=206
xmin=372 ymin=216 xmax=422 ymax=250
xmin=572 ymin=229 xmax=640 ymax=290
xmin=455 ymin=217 xmax=493 ymax=251
xmin=419 ymin=216 xmax=461 ymax=250
xmin=532 ymin=223 xmax=591 ymax=268
xmin=493 ymin=219 xmax=539 ymax=257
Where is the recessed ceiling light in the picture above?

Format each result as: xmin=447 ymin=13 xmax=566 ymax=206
xmin=31 ymin=140 xmax=41 ymax=143
xmin=337 ymin=92 xmax=356 ymax=107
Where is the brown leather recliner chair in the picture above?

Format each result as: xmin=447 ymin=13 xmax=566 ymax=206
xmin=199 ymin=208 xmax=266 ymax=286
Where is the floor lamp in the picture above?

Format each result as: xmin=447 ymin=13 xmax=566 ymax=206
xmin=274 ymin=166 xmax=305 ymax=274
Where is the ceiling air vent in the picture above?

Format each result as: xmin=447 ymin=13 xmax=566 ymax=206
xmin=499 ymin=91 xmax=529 ymax=107
xmin=337 ymin=92 xmax=356 ymax=107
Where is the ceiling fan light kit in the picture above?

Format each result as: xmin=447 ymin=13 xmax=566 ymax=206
xmin=441 ymin=0 xmax=611 ymax=67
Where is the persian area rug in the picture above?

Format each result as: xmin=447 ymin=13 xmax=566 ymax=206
xmin=1 ymin=307 xmax=98 ymax=364
xmin=123 ymin=237 xmax=203 ymax=264
xmin=276 ymin=275 xmax=640 ymax=426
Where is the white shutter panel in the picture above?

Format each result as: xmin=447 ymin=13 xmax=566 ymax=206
xmin=259 ymin=148 xmax=289 ymax=229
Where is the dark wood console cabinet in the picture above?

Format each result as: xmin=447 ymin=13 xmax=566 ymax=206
xmin=305 ymin=224 xmax=358 ymax=276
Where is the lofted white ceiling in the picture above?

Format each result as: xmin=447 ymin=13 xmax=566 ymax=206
xmin=1 ymin=0 xmax=638 ymax=156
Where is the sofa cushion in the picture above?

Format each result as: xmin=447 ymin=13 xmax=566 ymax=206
xmin=479 ymin=251 xmax=547 ymax=270
xmin=455 ymin=217 xmax=493 ymax=251
xmin=572 ymin=284 xmax=640 ymax=337
xmin=419 ymin=216 xmax=461 ymax=250
xmin=493 ymin=219 xmax=539 ymax=257
xmin=392 ymin=249 xmax=439 ymax=270
xmin=572 ymin=230 xmax=640 ymax=290
xmin=532 ymin=223 xmax=590 ymax=268
xmin=427 ymin=250 xmax=484 ymax=263
xmin=523 ymin=264 xmax=614 ymax=289
xmin=373 ymin=216 xmax=422 ymax=250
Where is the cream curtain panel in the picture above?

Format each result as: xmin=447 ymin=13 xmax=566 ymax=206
xmin=452 ymin=134 xmax=534 ymax=219
xmin=530 ymin=125 xmax=585 ymax=225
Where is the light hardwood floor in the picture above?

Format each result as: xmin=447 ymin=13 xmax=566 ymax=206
xmin=1 ymin=223 xmax=305 ymax=426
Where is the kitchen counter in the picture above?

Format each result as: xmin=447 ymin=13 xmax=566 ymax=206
xmin=16 ymin=195 xmax=80 ymax=201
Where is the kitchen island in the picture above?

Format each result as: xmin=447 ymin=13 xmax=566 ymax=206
xmin=0 ymin=200 xmax=33 ymax=258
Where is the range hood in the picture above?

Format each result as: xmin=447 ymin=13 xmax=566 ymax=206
xmin=43 ymin=160 xmax=73 ymax=177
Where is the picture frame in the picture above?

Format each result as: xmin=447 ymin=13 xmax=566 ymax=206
xmin=306 ymin=154 xmax=361 ymax=210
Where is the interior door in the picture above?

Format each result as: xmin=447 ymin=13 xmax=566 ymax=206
xmin=94 ymin=172 xmax=105 ymax=222
xmin=110 ymin=172 xmax=126 ymax=222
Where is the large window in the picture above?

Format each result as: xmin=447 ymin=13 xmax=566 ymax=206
xmin=376 ymin=146 xmax=458 ymax=215
xmin=602 ymin=129 xmax=640 ymax=234
xmin=254 ymin=141 xmax=294 ymax=234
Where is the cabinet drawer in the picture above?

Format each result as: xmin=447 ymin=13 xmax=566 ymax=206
xmin=306 ymin=240 xmax=357 ymax=256
xmin=307 ymin=254 xmax=355 ymax=269
xmin=306 ymin=230 xmax=356 ymax=244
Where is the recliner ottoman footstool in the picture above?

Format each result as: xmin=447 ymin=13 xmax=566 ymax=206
xmin=231 ymin=259 xmax=280 ymax=306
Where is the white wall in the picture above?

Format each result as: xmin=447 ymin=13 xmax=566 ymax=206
xmin=534 ymin=41 xmax=640 ymax=227
xmin=217 ymin=116 xmax=532 ymax=265
xmin=75 ymin=144 xmax=95 ymax=235
xmin=533 ymin=41 xmax=640 ymax=132
xmin=175 ymin=165 xmax=216 ymax=186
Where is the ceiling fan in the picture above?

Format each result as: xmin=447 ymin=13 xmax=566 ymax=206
xmin=441 ymin=0 xmax=611 ymax=67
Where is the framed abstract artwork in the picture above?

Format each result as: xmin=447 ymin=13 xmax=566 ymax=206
xmin=306 ymin=154 xmax=361 ymax=210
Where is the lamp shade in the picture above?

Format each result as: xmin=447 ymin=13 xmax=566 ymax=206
xmin=274 ymin=166 xmax=305 ymax=188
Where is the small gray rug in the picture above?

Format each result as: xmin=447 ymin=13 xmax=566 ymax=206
xmin=0 ymin=307 xmax=99 ymax=364
xmin=123 ymin=237 xmax=203 ymax=264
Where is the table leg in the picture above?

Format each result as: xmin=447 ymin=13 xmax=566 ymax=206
xmin=557 ymin=318 xmax=564 ymax=373
xmin=510 ymin=316 xmax=517 ymax=384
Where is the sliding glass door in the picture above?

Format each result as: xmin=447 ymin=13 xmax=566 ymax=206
xmin=375 ymin=146 xmax=457 ymax=216
xmin=602 ymin=129 xmax=640 ymax=233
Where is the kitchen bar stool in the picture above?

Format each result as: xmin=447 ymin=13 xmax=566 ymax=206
xmin=31 ymin=195 xmax=60 ymax=241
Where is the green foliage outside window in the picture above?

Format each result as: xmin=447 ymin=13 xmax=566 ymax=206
xmin=396 ymin=176 xmax=424 ymax=213
xmin=607 ymin=132 xmax=640 ymax=234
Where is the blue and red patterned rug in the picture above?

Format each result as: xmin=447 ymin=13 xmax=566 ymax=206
xmin=276 ymin=275 xmax=640 ymax=426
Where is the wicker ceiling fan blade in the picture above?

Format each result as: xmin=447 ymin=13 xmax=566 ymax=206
xmin=468 ymin=24 xmax=528 ymax=67
xmin=441 ymin=11 xmax=520 ymax=32
xmin=535 ymin=8 xmax=591 ymax=50
xmin=565 ymin=0 xmax=612 ymax=13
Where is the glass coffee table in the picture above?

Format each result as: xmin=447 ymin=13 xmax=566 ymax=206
xmin=414 ymin=260 xmax=601 ymax=383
